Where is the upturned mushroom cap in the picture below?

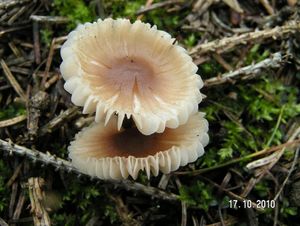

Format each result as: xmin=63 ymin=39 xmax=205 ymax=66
xmin=60 ymin=18 xmax=203 ymax=135
xmin=68 ymin=112 xmax=209 ymax=180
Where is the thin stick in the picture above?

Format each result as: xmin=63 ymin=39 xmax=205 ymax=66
xmin=28 ymin=178 xmax=51 ymax=226
xmin=175 ymin=177 xmax=187 ymax=226
xmin=204 ymin=52 xmax=282 ymax=87
xmin=38 ymin=106 xmax=79 ymax=136
xmin=273 ymin=147 xmax=300 ymax=201
xmin=32 ymin=21 xmax=41 ymax=64
xmin=12 ymin=191 xmax=25 ymax=224
xmin=41 ymin=38 xmax=57 ymax=89
xmin=0 ymin=59 xmax=26 ymax=101
xmin=0 ymin=25 xmax=31 ymax=37
xmin=175 ymin=138 xmax=300 ymax=176
xmin=7 ymin=6 xmax=26 ymax=25
xmin=6 ymin=162 xmax=23 ymax=187
xmin=266 ymin=105 xmax=285 ymax=148
xmin=0 ymin=218 xmax=8 ymax=226
xmin=137 ymin=0 xmax=154 ymax=20
xmin=30 ymin=15 xmax=68 ymax=23
xmin=259 ymin=0 xmax=274 ymax=15
xmin=240 ymin=126 xmax=300 ymax=197
xmin=0 ymin=0 xmax=31 ymax=9
xmin=136 ymin=0 xmax=183 ymax=15
xmin=190 ymin=21 xmax=300 ymax=57
xmin=0 ymin=115 xmax=27 ymax=128
xmin=201 ymin=176 xmax=264 ymax=212
xmin=9 ymin=182 xmax=18 ymax=218
xmin=0 ymin=139 xmax=179 ymax=202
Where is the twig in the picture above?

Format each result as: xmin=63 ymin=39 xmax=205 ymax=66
xmin=259 ymin=0 xmax=274 ymax=15
xmin=0 ymin=139 xmax=179 ymax=202
xmin=107 ymin=192 xmax=142 ymax=226
xmin=6 ymin=162 xmax=23 ymax=187
xmin=27 ymin=91 xmax=49 ymax=140
xmin=192 ymin=0 xmax=215 ymax=15
xmin=0 ymin=59 xmax=26 ymax=101
xmin=262 ymin=6 xmax=294 ymax=28
xmin=11 ymin=191 xmax=25 ymax=225
xmin=222 ymin=0 xmax=243 ymax=13
xmin=246 ymin=105 xmax=285 ymax=170
xmin=206 ymin=215 xmax=239 ymax=226
xmin=137 ymin=0 xmax=154 ymax=20
xmin=7 ymin=5 xmax=26 ymax=25
xmin=0 ymin=0 xmax=31 ymax=9
xmin=204 ymin=52 xmax=282 ymax=87
xmin=9 ymin=182 xmax=18 ymax=218
xmin=0 ymin=25 xmax=31 ymax=37
xmin=38 ymin=106 xmax=79 ymax=136
xmin=158 ymin=174 xmax=171 ymax=189
xmin=273 ymin=200 xmax=279 ymax=226
xmin=41 ymin=38 xmax=59 ymax=89
xmin=240 ymin=126 xmax=300 ymax=197
xmin=174 ymin=177 xmax=187 ymax=226
xmin=212 ymin=53 xmax=233 ymax=71
xmin=175 ymin=138 xmax=300 ymax=175
xmin=218 ymin=205 xmax=225 ymax=226
xmin=32 ymin=21 xmax=41 ymax=64
xmin=112 ymin=180 xmax=179 ymax=202
xmin=190 ymin=21 xmax=300 ymax=57
xmin=8 ymin=42 xmax=22 ymax=58
xmin=136 ymin=0 xmax=183 ymax=15
xmin=28 ymin=178 xmax=51 ymax=226
xmin=30 ymin=15 xmax=69 ymax=23
xmin=265 ymin=106 xmax=285 ymax=147
xmin=0 ymin=115 xmax=27 ymax=128
xmin=201 ymin=176 xmax=264 ymax=212
xmin=273 ymin=147 xmax=300 ymax=201
xmin=0 ymin=218 xmax=8 ymax=226
xmin=44 ymin=74 xmax=59 ymax=90
xmin=0 ymin=138 xmax=77 ymax=172
xmin=246 ymin=106 xmax=285 ymax=170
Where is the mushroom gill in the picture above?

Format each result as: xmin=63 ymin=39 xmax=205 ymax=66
xmin=60 ymin=18 xmax=203 ymax=135
xmin=68 ymin=112 xmax=209 ymax=180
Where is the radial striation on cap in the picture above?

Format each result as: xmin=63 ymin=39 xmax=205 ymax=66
xmin=60 ymin=18 xmax=204 ymax=135
xmin=68 ymin=112 xmax=209 ymax=180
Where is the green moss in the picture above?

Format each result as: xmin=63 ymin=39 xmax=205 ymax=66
xmin=179 ymin=181 xmax=216 ymax=211
xmin=53 ymin=0 xmax=96 ymax=29
xmin=254 ymin=181 xmax=270 ymax=198
xmin=104 ymin=0 xmax=182 ymax=33
xmin=0 ymin=104 xmax=26 ymax=120
xmin=123 ymin=1 xmax=144 ymax=18
xmin=104 ymin=204 xmax=119 ymax=224
xmin=40 ymin=28 xmax=53 ymax=47
xmin=280 ymin=198 xmax=298 ymax=217
xmin=244 ymin=44 xmax=270 ymax=65
xmin=200 ymin=75 xmax=300 ymax=168
xmin=104 ymin=0 xmax=143 ymax=19
xmin=52 ymin=213 xmax=76 ymax=226
xmin=199 ymin=60 xmax=223 ymax=78
xmin=184 ymin=33 xmax=197 ymax=48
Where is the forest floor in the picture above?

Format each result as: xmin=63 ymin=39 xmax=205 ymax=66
xmin=1 ymin=0 xmax=300 ymax=225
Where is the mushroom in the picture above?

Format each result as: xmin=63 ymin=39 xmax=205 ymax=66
xmin=68 ymin=112 xmax=209 ymax=180
xmin=60 ymin=18 xmax=203 ymax=135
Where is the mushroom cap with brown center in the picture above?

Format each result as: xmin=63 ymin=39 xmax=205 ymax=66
xmin=60 ymin=18 xmax=203 ymax=135
xmin=68 ymin=112 xmax=209 ymax=180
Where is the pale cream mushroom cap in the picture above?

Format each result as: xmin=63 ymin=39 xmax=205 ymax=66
xmin=68 ymin=112 xmax=209 ymax=180
xmin=60 ymin=18 xmax=204 ymax=135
